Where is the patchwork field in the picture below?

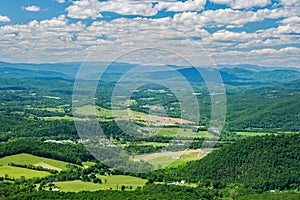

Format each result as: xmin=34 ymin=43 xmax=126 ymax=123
xmin=132 ymin=149 xmax=208 ymax=168
xmin=0 ymin=153 xmax=72 ymax=171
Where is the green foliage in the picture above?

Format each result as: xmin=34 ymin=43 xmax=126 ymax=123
xmin=0 ymin=139 xmax=94 ymax=165
xmin=3 ymin=184 xmax=217 ymax=200
xmin=157 ymin=134 xmax=300 ymax=191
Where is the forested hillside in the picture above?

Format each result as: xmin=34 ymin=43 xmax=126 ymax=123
xmin=157 ymin=134 xmax=300 ymax=191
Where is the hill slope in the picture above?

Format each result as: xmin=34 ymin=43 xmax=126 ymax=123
xmin=160 ymin=134 xmax=300 ymax=191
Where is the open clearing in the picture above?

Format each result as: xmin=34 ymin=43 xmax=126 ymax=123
xmin=54 ymin=175 xmax=147 ymax=192
xmin=54 ymin=181 xmax=103 ymax=192
xmin=43 ymin=105 xmax=199 ymax=129
xmin=0 ymin=153 xmax=71 ymax=171
xmin=82 ymin=161 xmax=96 ymax=168
xmin=127 ymin=109 xmax=196 ymax=126
xmin=98 ymin=175 xmax=148 ymax=190
xmin=132 ymin=149 xmax=208 ymax=168
xmin=74 ymin=105 xmax=196 ymax=126
xmin=26 ymin=107 xmax=65 ymax=113
xmin=148 ymin=127 xmax=215 ymax=138
xmin=234 ymin=132 xmax=276 ymax=136
xmin=0 ymin=165 xmax=50 ymax=179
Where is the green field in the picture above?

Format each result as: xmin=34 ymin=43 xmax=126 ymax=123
xmin=0 ymin=153 xmax=71 ymax=171
xmin=42 ymin=105 xmax=113 ymax=121
xmin=74 ymin=105 xmax=113 ymax=121
xmin=150 ymin=127 xmax=215 ymax=138
xmin=27 ymin=107 xmax=65 ymax=113
xmin=168 ymin=152 xmax=203 ymax=168
xmin=54 ymin=181 xmax=103 ymax=192
xmin=82 ymin=161 xmax=96 ymax=168
xmin=133 ymin=149 xmax=205 ymax=168
xmin=54 ymin=175 xmax=147 ymax=192
xmin=98 ymin=175 xmax=148 ymax=190
xmin=234 ymin=132 xmax=276 ymax=136
xmin=40 ymin=115 xmax=87 ymax=121
xmin=0 ymin=165 xmax=50 ymax=179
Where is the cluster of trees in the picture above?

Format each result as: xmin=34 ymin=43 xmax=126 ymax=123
xmin=1 ymin=183 xmax=218 ymax=200
xmin=123 ymin=144 xmax=163 ymax=154
xmin=8 ymin=163 xmax=58 ymax=174
xmin=2 ymin=181 xmax=300 ymax=200
xmin=0 ymin=139 xmax=95 ymax=165
xmin=0 ymin=113 xmax=78 ymax=142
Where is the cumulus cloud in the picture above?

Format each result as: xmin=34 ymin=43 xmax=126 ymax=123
xmin=57 ymin=0 xmax=65 ymax=3
xmin=173 ymin=9 xmax=264 ymax=28
xmin=156 ymin=0 xmax=206 ymax=12
xmin=279 ymin=0 xmax=300 ymax=7
xmin=66 ymin=0 xmax=209 ymax=19
xmin=280 ymin=16 xmax=300 ymax=25
xmin=66 ymin=0 xmax=158 ymax=19
xmin=23 ymin=5 xmax=41 ymax=12
xmin=0 ymin=1 xmax=299 ymax=67
xmin=0 ymin=15 xmax=11 ymax=22
xmin=210 ymin=0 xmax=271 ymax=9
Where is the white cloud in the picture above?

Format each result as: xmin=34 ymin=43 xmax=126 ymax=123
xmin=23 ymin=5 xmax=41 ymax=12
xmin=173 ymin=9 xmax=263 ymax=28
xmin=66 ymin=0 xmax=158 ymax=19
xmin=57 ymin=0 xmax=65 ymax=3
xmin=156 ymin=0 xmax=206 ymax=12
xmin=280 ymin=16 xmax=300 ymax=25
xmin=279 ymin=0 xmax=300 ymax=7
xmin=66 ymin=0 xmax=103 ymax=19
xmin=211 ymin=47 xmax=300 ymax=67
xmin=0 ymin=1 xmax=299 ymax=67
xmin=210 ymin=0 xmax=271 ymax=9
xmin=0 ymin=15 xmax=11 ymax=22
xmin=66 ymin=0 xmax=208 ymax=19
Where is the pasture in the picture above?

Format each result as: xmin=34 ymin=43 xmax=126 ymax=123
xmin=54 ymin=175 xmax=147 ymax=192
xmin=132 ymin=149 xmax=206 ymax=168
xmin=149 ymin=127 xmax=215 ymax=138
xmin=54 ymin=181 xmax=102 ymax=192
xmin=98 ymin=175 xmax=148 ymax=190
xmin=0 ymin=153 xmax=71 ymax=171
xmin=0 ymin=165 xmax=50 ymax=179
xmin=234 ymin=132 xmax=276 ymax=136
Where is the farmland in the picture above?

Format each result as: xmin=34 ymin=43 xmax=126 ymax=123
xmin=132 ymin=149 xmax=208 ymax=168
xmin=53 ymin=181 xmax=103 ymax=192
xmin=97 ymin=175 xmax=148 ymax=190
xmin=53 ymin=175 xmax=147 ymax=192
xmin=0 ymin=166 xmax=50 ymax=179
xmin=0 ymin=153 xmax=72 ymax=171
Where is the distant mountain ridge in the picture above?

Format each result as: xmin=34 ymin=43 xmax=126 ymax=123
xmin=0 ymin=61 xmax=299 ymax=86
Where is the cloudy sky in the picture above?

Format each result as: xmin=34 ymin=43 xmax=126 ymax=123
xmin=0 ymin=0 xmax=299 ymax=67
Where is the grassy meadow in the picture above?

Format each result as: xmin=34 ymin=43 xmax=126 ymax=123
xmin=0 ymin=165 xmax=50 ymax=179
xmin=53 ymin=175 xmax=147 ymax=192
xmin=0 ymin=153 xmax=72 ymax=171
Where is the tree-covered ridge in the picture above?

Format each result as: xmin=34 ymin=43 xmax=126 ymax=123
xmin=159 ymin=134 xmax=300 ymax=191
xmin=227 ymin=94 xmax=300 ymax=132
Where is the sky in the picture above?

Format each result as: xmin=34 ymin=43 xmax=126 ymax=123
xmin=0 ymin=0 xmax=299 ymax=67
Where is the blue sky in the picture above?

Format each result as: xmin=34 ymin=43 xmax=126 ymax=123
xmin=0 ymin=0 xmax=299 ymax=67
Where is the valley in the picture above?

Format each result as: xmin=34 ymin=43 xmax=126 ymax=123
xmin=0 ymin=63 xmax=299 ymax=199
